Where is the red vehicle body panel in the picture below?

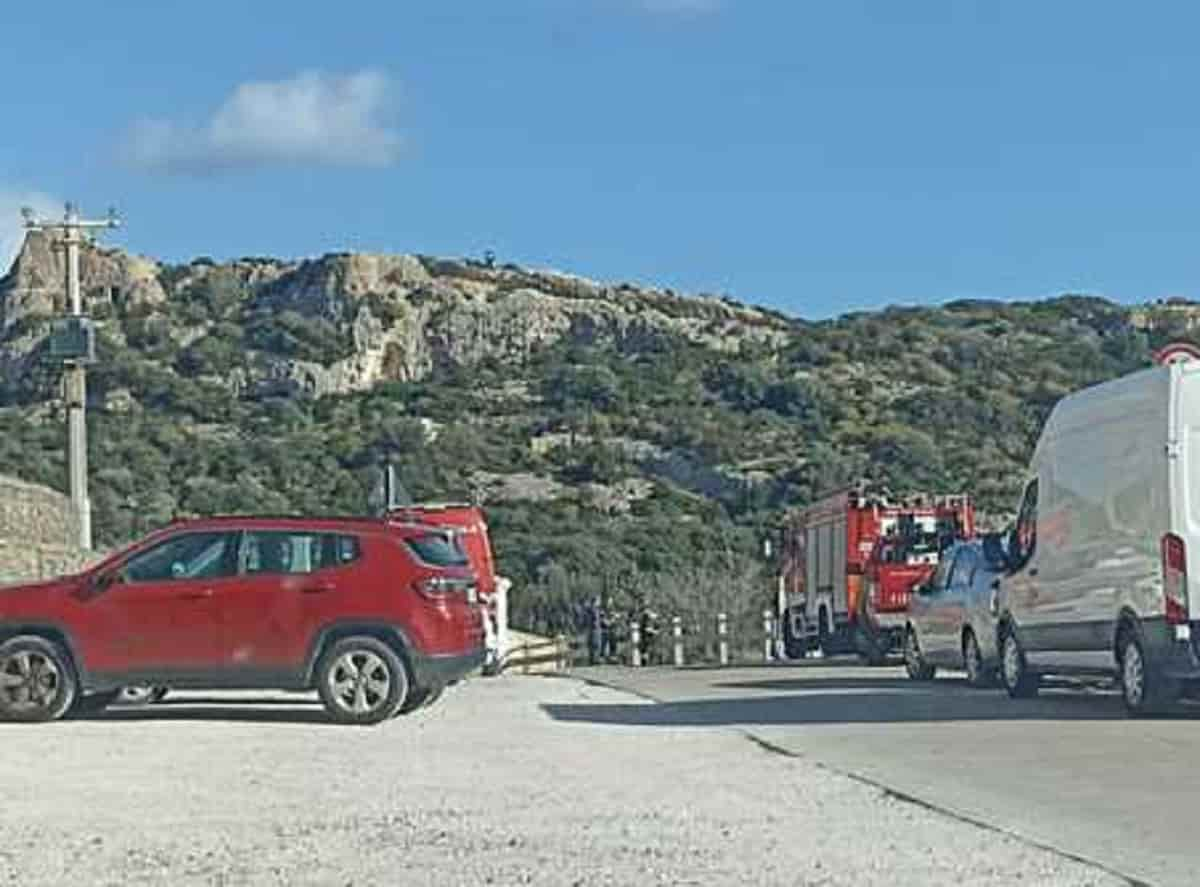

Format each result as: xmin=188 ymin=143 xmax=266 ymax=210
xmin=0 ymin=516 xmax=484 ymax=691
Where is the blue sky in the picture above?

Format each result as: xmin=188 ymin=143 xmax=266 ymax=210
xmin=3 ymin=1 xmax=1199 ymax=319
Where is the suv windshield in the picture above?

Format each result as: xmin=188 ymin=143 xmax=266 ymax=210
xmin=404 ymin=532 xmax=469 ymax=567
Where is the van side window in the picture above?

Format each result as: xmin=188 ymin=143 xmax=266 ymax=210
xmin=1012 ymin=479 xmax=1039 ymax=570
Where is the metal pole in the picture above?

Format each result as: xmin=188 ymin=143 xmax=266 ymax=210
xmin=717 ymin=612 xmax=729 ymax=667
xmin=63 ymin=204 xmax=89 ymax=550
xmin=21 ymin=202 xmax=119 ymax=552
xmin=672 ymin=616 xmax=684 ymax=667
xmin=763 ymin=609 xmax=774 ymax=663
xmin=495 ymin=577 xmax=511 ymax=664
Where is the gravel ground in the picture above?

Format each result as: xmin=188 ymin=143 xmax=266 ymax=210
xmin=0 ymin=676 xmax=1121 ymax=887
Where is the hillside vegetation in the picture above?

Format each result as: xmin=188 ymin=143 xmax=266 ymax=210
xmin=0 ymin=239 xmax=1191 ymax=632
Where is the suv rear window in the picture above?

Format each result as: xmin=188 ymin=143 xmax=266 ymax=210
xmin=404 ymin=533 xmax=469 ymax=567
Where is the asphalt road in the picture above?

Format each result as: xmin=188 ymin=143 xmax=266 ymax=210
xmin=560 ymin=659 xmax=1200 ymax=887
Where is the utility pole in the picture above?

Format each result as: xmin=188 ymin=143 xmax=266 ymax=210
xmin=20 ymin=202 xmax=121 ymax=550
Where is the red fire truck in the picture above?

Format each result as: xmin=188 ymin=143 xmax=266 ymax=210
xmin=776 ymin=487 xmax=974 ymax=663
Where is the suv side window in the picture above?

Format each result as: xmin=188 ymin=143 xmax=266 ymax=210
xmin=1011 ymin=478 xmax=1039 ymax=570
xmin=243 ymin=531 xmax=361 ymax=576
xmin=124 ymin=532 xmax=240 ymax=583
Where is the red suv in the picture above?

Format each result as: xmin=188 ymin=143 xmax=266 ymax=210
xmin=0 ymin=515 xmax=485 ymax=725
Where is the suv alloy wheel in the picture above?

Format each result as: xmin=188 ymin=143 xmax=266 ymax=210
xmin=316 ymin=636 xmax=409 ymax=725
xmin=0 ymin=635 xmax=78 ymax=723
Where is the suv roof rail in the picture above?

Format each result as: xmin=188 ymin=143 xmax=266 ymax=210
xmin=387 ymin=502 xmax=475 ymax=512
xmin=171 ymin=513 xmax=389 ymax=524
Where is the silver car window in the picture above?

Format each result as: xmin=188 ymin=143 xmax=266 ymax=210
xmin=956 ymin=548 xmax=979 ymax=587
xmin=941 ymin=549 xmax=965 ymax=591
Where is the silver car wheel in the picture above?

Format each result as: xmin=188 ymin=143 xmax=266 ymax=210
xmin=1123 ymin=641 xmax=1145 ymax=708
xmin=326 ymin=650 xmax=392 ymax=716
xmin=965 ymin=632 xmax=988 ymax=686
xmin=0 ymin=651 xmax=62 ymax=714
xmin=1002 ymin=635 xmax=1021 ymax=688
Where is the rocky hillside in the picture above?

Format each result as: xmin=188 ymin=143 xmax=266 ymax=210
xmin=1 ymin=234 xmax=789 ymax=399
xmin=1 ymin=236 xmax=1195 ymax=630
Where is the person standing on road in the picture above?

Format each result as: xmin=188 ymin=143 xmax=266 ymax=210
xmin=587 ymin=596 xmax=605 ymax=665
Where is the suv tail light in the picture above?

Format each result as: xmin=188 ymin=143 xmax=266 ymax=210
xmin=1162 ymin=533 xmax=1189 ymax=625
xmin=415 ymin=576 xmax=477 ymax=603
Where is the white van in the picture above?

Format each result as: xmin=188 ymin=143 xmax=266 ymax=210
xmin=998 ymin=360 xmax=1200 ymax=715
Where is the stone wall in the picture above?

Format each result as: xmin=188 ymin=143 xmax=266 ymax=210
xmin=0 ymin=540 xmax=101 ymax=583
xmin=0 ymin=475 xmax=100 ymax=583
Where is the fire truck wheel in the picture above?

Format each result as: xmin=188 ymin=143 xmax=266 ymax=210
xmin=782 ymin=614 xmax=807 ymax=660
xmin=903 ymin=628 xmax=935 ymax=681
xmin=817 ymin=611 xmax=835 ymax=656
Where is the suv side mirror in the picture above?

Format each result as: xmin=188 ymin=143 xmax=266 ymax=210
xmin=92 ymin=567 xmax=126 ymax=592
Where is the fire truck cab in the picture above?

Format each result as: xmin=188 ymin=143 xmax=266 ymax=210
xmin=777 ymin=487 xmax=974 ymax=663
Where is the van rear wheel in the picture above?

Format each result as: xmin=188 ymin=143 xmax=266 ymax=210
xmin=1120 ymin=632 xmax=1179 ymax=717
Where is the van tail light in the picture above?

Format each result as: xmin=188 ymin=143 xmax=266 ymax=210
xmin=415 ymin=576 xmax=478 ymax=603
xmin=1162 ymin=533 xmax=1189 ymax=625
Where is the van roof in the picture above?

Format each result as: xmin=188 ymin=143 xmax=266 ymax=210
xmin=1034 ymin=364 xmax=1170 ymax=460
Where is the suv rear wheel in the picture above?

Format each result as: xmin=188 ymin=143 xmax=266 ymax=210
xmin=316 ymin=636 xmax=409 ymax=725
xmin=0 ymin=635 xmax=78 ymax=723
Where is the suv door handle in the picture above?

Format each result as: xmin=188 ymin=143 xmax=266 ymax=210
xmin=301 ymin=583 xmax=335 ymax=595
xmin=178 ymin=588 xmax=214 ymax=600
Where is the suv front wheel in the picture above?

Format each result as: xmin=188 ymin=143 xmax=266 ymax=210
xmin=0 ymin=635 xmax=78 ymax=723
xmin=316 ymin=636 xmax=409 ymax=725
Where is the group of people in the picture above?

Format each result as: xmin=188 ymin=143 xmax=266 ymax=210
xmin=583 ymin=596 xmax=662 ymax=665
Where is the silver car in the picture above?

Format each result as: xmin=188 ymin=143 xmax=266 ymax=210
xmin=903 ymin=536 xmax=1007 ymax=687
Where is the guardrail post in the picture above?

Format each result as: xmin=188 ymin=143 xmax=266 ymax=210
xmin=763 ymin=609 xmax=774 ymax=662
xmin=672 ymin=616 xmax=684 ymax=667
xmin=630 ymin=619 xmax=642 ymax=667
xmin=717 ymin=612 xmax=729 ymax=666
xmin=495 ymin=577 xmax=511 ymax=662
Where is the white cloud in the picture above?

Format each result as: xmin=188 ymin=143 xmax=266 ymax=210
xmin=0 ymin=189 xmax=60 ymax=276
xmin=120 ymin=69 xmax=401 ymax=175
